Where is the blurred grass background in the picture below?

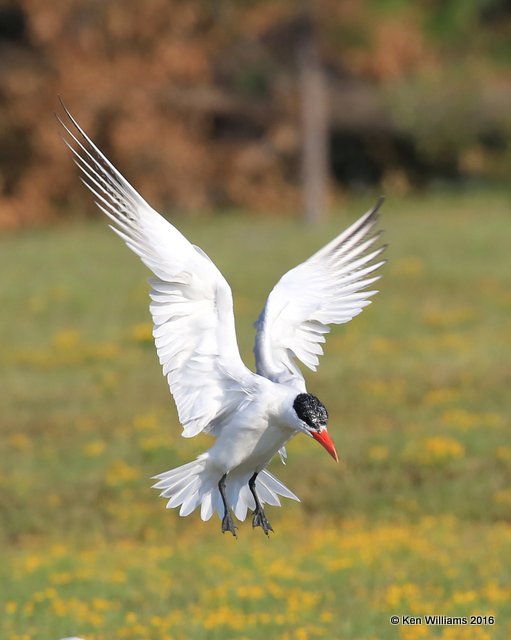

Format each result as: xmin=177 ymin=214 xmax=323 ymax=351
xmin=1 ymin=190 xmax=511 ymax=639
xmin=2 ymin=0 xmax=511 ymax=637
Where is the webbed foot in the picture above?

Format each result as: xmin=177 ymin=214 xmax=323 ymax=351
xmin=252 ymin=507 xmax=273 ymax=536
xmin=221 ymin=511 xmax=238 ymax=537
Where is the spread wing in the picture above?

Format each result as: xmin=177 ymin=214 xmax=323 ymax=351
xmin=254 ymin=199 xmax=386 ymax=390
xmin=59 ymin=103 xmax=254 ymax=438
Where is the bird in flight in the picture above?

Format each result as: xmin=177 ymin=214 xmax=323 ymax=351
xmin=59 ymin=102 xmax=386 ymax=537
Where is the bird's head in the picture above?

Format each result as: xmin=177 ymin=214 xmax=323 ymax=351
xmin=292 ymin=393 xmax=338 ymax=462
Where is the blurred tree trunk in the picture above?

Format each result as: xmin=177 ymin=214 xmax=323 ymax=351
xmin=298 ymin=14 xmax=329 ymax=224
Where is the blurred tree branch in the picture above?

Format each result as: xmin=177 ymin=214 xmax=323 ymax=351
xmin=297 ymin=9 xmax=329 ymax=224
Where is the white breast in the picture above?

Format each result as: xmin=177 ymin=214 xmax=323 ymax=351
xmin=206 ymin=383 xmax=295 ymax=474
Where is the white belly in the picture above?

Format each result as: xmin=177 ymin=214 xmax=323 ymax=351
xmin=207 ymin=413 xmax=293 ymax=474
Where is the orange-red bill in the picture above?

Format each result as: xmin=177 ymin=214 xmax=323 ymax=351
xmin=311 ymin=429 xmax=339 ymax=462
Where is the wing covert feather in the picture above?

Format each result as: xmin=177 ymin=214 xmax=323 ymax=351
xmin=254 ymin=199 xmax=386 ymax=388
xmin=59 ymin=103 xmax=253 ymax=437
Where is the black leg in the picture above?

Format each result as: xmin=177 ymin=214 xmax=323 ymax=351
xmin=218 ymin=473 xmax=237 ymax=537
xmin=249 ymin=472 xmax=273 ymax=536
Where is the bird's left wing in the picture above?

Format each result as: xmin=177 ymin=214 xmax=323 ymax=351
xmin=254 ymin=199 xmax=386 ymax=390
xmin=59 ymin=104 xmax=255 ymax=438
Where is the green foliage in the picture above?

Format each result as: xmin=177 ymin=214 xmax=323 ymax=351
xmin=425 ymin=0 xmax=489 ymax=41
xmin=386 ymin=69 xmax=511 ymax=172
xmin=2 ymin=0 xmax=511 ymax=227
xmin=1 ymin=191 xmax=511 ymax=638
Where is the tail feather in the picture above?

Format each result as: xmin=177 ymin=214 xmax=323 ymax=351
xmin=166 ymin=479 xmax=197 ymax=509
xmin=234 ymin=484 xmax=255 ymax=521
xmin=211 ymin=484 xmax=224 ymax=520
xmin=226 ymin=478 xmax=241 ymax=514
xmin=152 ymin=459 xmax=199 ymax=482
xmin=159 ymin=472 xmax=197 ymax=497
xmin=152 ymin=456 xmax=300 ymax=523
xmin=258 ymin=469 xmax=300 ymax=502
xmin=254 ymin=475 xmax=281 ymax=506
xmin=179 ymin=477 xmax=202 ymax=516
xmin=200 ymin=490 xmax=214 ymax=521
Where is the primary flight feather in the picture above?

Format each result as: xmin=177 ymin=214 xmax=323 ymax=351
xmin=59 ymin=102 xmax=386 ymax=536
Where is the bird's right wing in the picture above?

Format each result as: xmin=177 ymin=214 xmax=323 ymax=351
xmin=59 ymin=103 xmax=255 ymax=438
xmin=254 ymin=199 xmax=386 ymax=389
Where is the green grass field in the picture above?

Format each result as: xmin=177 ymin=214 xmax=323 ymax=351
xmin=1 ymin=190 xmax=510 ymax=640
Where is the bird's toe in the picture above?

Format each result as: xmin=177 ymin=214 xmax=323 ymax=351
xmin=252 ymin=509 xmax=273 ymax=536
xmin=221 ymin=513 xmax=238 ymax=537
